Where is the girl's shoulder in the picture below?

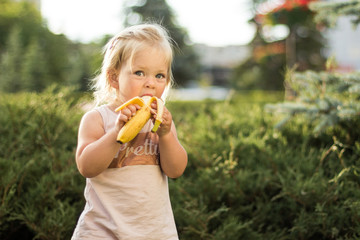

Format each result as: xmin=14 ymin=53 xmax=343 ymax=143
xmin=77 ymin=108 xmax=105 ymax=141
xmin=83 ymin=105 xmax=117 ymax=132
xmin=80 ymin=108 xmax=103 ymax=126
xmin=82 ymin=105 xmax=112 ymax=120
xmin=84 ymin=106 xmax=102 ymax=117
xmin=94 ymin=104 xmax=117 ymax=117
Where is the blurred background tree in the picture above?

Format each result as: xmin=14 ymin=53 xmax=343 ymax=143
xmin=266 ymin=0 xmax=360 ymax=145
xmin=231 ymin=0 xmax=327 ymax=92
xmin=310 ymin=0 xmax=360 ymax=27
xmin=0 ymin=0 xmax=200 ymax=93
xmin=123 ymin=0 xmax=200 ymax=87
xmin=0 ymin=0 xmax=94 ymax=93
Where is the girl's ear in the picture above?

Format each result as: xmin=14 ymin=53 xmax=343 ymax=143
xmin=107 ymin=70 xmax=119 ymax=89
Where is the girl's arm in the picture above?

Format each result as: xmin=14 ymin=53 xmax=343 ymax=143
xmin=76 ymin=104 xmax=139 ymax=178
xmin=158 ymin=124 xmax=188 ymax=178
xmin=155 ymin=104 xmax=188 ymax=178
xmin=75 ymin=110 xmax=121 ymax=178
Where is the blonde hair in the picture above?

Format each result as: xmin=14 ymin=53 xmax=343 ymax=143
xmin=92 ymin=23 xmax=175 ymax=106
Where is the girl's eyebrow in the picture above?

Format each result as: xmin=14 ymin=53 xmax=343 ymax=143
xmin=131 ymin=64 xmax=146 ymax=69
xmin=132 ymin=64 xmax=167 ymax=73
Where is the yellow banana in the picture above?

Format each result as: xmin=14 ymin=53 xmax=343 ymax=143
xmin=115 ymin=96 xmax=164 ymax=144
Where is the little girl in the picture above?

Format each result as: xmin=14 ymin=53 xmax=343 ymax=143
xmin=72 ymin=23 xmax=188 ymax=240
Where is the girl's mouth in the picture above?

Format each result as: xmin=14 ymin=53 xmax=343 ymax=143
xmin=141 ymin=94 xmax=153 ymax=97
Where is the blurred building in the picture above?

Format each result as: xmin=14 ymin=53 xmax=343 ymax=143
xmin=193 ymin=44 xmax=250 ymax=87
xmin=325 ymin=16 xmax=360 ymax=71
xmin=193 ymin=15 xmax=360 ymax=87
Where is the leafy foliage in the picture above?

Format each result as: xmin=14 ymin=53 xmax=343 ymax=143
xmin=265 ymin=0 xmax=360 ymax=145
xmin=254 ymin=3 xmax=360 ymax=237
xmin=1 ymin=89 xmax=359 ymax=239
xmin=309 ymin=0 xmax=360 ymax=28
xmin=265 ymin=69 xmax=360 ymax=142
xmin=0 ymin=26 xmax=23 ymax=92
xmin=0 ymin=87 xmax=85 ymax=240
xmin=168 ymin=93 xmax=360 ymax=239
xmin=0 ymin=1 xmax=97 ymax=93
xmin=0 ymin=0 xmax=42 ymax=50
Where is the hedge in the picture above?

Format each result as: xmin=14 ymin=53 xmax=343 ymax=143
xmin=0 ymin=88 xmax=359 ymax=239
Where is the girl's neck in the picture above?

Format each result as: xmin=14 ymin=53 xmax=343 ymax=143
xmin=106 ymin=102 xmax=120 ymax=113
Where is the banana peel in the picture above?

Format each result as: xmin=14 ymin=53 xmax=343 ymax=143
xmin=115 ymin=96 xmax=164 ymax=144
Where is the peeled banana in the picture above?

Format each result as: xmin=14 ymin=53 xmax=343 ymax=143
xmin=115 ymin=96 xmax=164 ymax=144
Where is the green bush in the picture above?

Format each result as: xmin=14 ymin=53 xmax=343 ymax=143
xmin=0 ymin=87 xmax=85 ymax=240
xmin=168 ymin=92 xmax=360 ymax=240
xmin=1 ymin=89 xmax=359 ymax=239
xmin=266 ymin=70 xmax=360 ymax=145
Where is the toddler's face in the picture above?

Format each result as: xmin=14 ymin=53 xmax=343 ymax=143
xmin=116 ymin=46 xmax=169 ymax=103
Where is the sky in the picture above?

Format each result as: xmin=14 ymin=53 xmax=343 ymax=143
xmin=41 ymin=0 xmax=257 ymax=47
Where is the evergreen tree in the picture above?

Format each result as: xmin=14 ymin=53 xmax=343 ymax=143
xmin=0 ymin=26 xmax=23 ymax=92
xmin=0 ymin=0 xmax=43 ymax=51
xmin=309 ymin=0 xmax=360 ymax=28
xmin=123 ymin=0 xmax=200 ymax=87
xmin=66 ymin=45 xmax=93 ymax=92
xmin=0 ymin=0 xmax=95 ymax=93
xmin=21 ymin=38 xmax=49 ymax=92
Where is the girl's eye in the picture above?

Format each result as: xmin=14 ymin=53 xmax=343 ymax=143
xmin=156 ymin=73 xmax=166 ymax=79
xmin=135 ymin=71 xmax=144 ymax=77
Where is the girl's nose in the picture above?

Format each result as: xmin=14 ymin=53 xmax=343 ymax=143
xmin=145 ymin=76 xmax=155 ymax=88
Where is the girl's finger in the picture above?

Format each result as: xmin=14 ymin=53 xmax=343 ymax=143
xmin=121 ymin=108 xmax=132 ymax=118
xmin=127 ymin=105 xmax=137 ymax=116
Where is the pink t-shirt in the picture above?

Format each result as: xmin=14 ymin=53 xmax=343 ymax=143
xmin=71 ymin=105 xmax=178 ymax=240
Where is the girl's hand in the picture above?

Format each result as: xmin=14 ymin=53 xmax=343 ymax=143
xmin=115 ymin=104 xmax=141 ymax=132
xmin=151 ymin=102 xmax=172 ymax=137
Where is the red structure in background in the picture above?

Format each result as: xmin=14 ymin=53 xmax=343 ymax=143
xmin=255 ymin=0 xmax=317 ymax=26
